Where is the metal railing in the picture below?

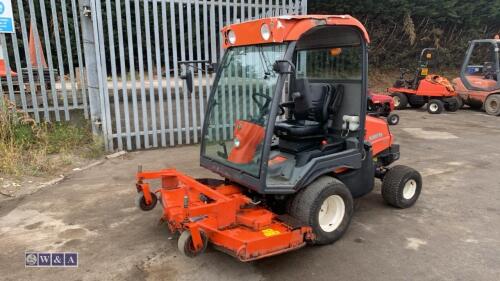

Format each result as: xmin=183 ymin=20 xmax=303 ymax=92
xmin=1 ymin=0 xmax=307 ymax=151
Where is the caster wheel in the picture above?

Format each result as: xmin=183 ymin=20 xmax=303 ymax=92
xmin=135 ymin=191 xmax=158 ymax=211
xmin=387 ymin=113 xmax=400 ymax=125
xmin=178 ymin=230 xmax=208 ymax=258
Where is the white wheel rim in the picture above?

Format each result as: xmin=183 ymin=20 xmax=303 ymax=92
xmin=429 ymin=103 xmax=438 ymax=112
xmin=393 ymin=96 xmax=400 ymax=107
xmin=402 ymin=179 xmax=417 ymax=200
xmin=391 ymin=116 xmax=398 ymax=122
xmin=318 ymin=195 xmax=345 ymax=232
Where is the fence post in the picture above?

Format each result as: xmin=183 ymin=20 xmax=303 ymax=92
xmin=79 ymin=0 xmax=102 ymax=135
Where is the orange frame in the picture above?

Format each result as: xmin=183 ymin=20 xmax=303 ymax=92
xmin=136 ymin=169 xmax=312 ymax=261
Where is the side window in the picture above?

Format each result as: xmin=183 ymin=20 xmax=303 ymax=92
xmin=296 ymin=47 xmax=362 ymax=80
xmin=466 ymin=42 xmax=497 ymax=78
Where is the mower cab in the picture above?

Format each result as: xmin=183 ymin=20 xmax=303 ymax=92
xmin=459 ymin=39 xmax=500 ymax=92
xmin=135 ymin=15 xmax=422 ymax=261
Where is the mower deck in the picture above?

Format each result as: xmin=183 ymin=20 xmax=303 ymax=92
xmin=136 ymin=169 xmax=312 ymax=261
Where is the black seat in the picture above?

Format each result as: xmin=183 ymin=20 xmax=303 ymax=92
xmin=275 ymin=79 xmax=342 ymax=138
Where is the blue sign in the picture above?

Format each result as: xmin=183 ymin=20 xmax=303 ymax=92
xmin=0 ymin=0 xmax=14 ymax=33
xmin=25 ymin=252 xmax=79 ymax=267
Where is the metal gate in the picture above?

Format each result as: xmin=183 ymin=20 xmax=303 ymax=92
xmin=1 ymin=0 xmax=307 ymax=151
xmin=88 ymin=0 xmax=308 ymax=151
xmin=0 ymin=0 xmax=88 ymax=123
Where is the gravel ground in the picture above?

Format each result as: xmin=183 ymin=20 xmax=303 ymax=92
xmin=1 ymin=108 xmax=499 ymax=281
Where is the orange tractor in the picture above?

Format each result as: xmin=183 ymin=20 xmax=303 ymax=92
xmin=135 ymin=15 xmax=422 ymax=261
xmin=452 ymin=38 xmax=500 ymax=116
xmin=388 ymin=48 xmax=460 ymax=114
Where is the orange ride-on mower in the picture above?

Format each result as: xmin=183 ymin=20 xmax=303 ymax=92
xmin=388 ymin=48 xmax=460 ymax=114
xmin=451 ymin=38 xmax=500 ymax=116
xmin=135 ymin=15 xmax=423 ymax=261
xmin=368 ymin=90 xmax=399 ymax=125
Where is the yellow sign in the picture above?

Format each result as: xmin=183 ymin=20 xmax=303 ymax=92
xmin=421 ymin=68 xmax=428 ymax=76
xmin=262 ymin=228 xmax=281 ymax=237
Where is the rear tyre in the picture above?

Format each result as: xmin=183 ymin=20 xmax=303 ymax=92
xmin=382 ymin=165 xmax=422 ymax=208
xmin=444 ymin=98 xmax=460 ymax=112
xmin=427 ymin=99 xmax=444 ymax=114
xmin=484 ymin=94 xmax=500 ymax=116
xmin=456 ymin=96 xmax=464 ymax=109
xmin=408 ymin=95 xmax=426 ymax=108
xmin=387 ymin=113 xmax=400 ymax=125
xmin=178 ymin=230 xmax=208 ymax=258
xmin=391 ymin=93 xmax=408 ymax=109
xmin=289 ymin=176 xmax=353 ymax=245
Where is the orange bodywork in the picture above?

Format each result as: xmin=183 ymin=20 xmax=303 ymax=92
xmin=388 ymin=75 xmax=456 ymax=98
xmin=136 ymin=169 xmax=312 ymax=261
xmin=221 ymin=15 xmax=370 ymax=49
xmin=228 ymin=120 xmax=265 ymax=164
xmin=365 ymin=116 xmax=393 ymax=156
xmin=452 ymin=76 xmax=499 ymax=104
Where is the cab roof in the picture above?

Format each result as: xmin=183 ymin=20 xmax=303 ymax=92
xmin=221 ymin=14 xmax=370 ymax=49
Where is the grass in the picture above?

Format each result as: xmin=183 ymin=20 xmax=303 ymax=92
xmin=0 ymin=99 xmax=104 ymax=177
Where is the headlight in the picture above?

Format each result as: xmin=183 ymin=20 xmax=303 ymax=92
xmin=227 ymin=30 xmax=236 ymax=44
xmin=260 ymin=24 xmax=271 ymax=40
xmin=234 ymin=138 xmax=240 ymax=148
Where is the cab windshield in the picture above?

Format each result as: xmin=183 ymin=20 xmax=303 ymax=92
xmin=202 ymin=44 xmax=288 ymax=177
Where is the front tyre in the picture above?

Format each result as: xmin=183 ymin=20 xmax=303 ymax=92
xmin=382 ymin=165 xmax=422 ymax=208
xmin=289 ymin=176 xmax=353 ymax=245
xmin=427 ymin=99 xmax=444 ymax=114
xmin=387 ymin=113 xmax=400 ymax=125
xmin=484 ymin=94 xmax=500 ymax=116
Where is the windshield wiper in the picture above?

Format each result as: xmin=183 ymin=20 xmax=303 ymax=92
xmin=258 ymin=47 xmax=273 ymax=79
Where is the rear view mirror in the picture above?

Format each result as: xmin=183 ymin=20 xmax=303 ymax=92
xmin=207 ymin=63 xmax=218 ymax=74
xmin=180 ymin=70 xmax=194 ymax=94
xmin=273 ymin=60 xmax=296 ymax=74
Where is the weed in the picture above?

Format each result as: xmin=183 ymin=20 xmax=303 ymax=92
xmin=0 ymin=98 xmax=103 ymax=177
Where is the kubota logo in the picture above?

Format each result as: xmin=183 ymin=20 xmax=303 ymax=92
xmin=368 ymin=132 xmax=383 ymax=141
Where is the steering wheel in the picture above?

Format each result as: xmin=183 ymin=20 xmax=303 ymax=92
xmin=252 ymin=92 xmax=272 ymax=111
xmin=483 ymin=62 xmax=497 ymax=80
xmin=251 ymin=93 xmax=273 ymax=122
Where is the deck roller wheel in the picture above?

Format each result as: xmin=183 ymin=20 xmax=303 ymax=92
xmin=135 ymin=191 xmax=158 ymax=211
xmin=178 ymin=230 xmax=208 ymax=258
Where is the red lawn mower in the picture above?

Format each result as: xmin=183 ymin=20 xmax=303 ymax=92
xmin=388 ymin=48 xmax=460 ymax=114
xmin=368 ymin=90 xmax=399 ymax=125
